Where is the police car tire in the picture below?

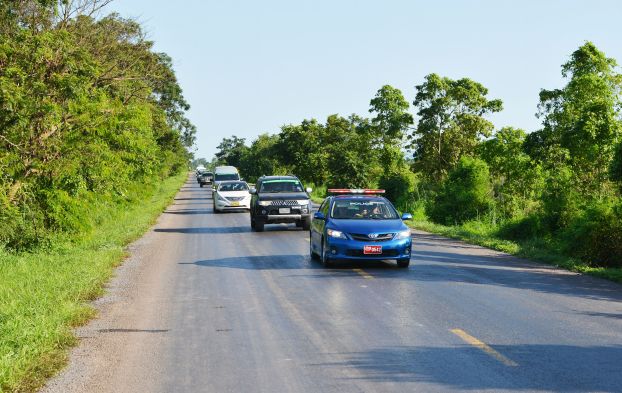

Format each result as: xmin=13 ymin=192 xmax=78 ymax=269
xmin=321 ymin=239 xmax=333 ymax=267
xmin=310 ymin=239 xmax=320 ymax=260
xmin=397 ymin=258 xmax=410 ymax=268
xmin=302 ymin=217 xmax=311 ymax=231
xmin=254 ymin=220 xmax=264 ymax=232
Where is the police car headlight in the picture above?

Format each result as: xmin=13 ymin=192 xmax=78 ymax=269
xmin=296 ymin=200 xmax=309 ymax=206
xmin=258 ymin=200 xmax=271 ymax=206
xmin=327 ymin=229 xmax=347 ymax=239
xmin=396 ymin=230 xmax=411 ymax=239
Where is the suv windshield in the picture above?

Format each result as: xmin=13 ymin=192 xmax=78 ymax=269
xmin=259 ymin=180 xmax=304 ymax=193
xmin=215 ymin=173 xmax=239 ymax=181
xmin=331 ymin=199 xmax=399 ymax=220
xmin=218 ymin=182 xmax=248 ymax=192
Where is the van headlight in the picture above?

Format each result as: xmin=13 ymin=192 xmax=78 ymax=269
xmin=396 ymin=230 xmax=411 ymax=239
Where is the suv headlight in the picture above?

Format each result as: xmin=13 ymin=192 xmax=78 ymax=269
xmin=296 ymin=199 xmax=309 ymax=206
xmin=396 ymin=230 xmax=411 ymax=239
xmin=327 ymin=229 xmax=347 ymax=239
xmin=258 ymin=200 xmax=271 ymax=206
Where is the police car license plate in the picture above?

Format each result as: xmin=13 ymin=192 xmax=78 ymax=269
xmin=230 ymin=201 xmax=240 ymax=207
xmin=279 ymin=208 xmax=290 ymax=214
xmin=364 ymin=245 xmax=382 ymax=254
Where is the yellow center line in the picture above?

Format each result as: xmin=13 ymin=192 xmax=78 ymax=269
xmin=353 ymin=268 xmax=374 ymax=279
xmin=450 ymin=328 xmax=518 ymax=367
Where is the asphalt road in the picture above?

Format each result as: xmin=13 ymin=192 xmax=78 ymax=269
xmin=43 ymin=177 xmax=622 ymax=393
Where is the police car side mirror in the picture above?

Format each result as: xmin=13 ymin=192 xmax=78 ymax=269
xmin=249 ymin=188 xmax=257 ymax=195
xmin=306 ymin=187 xmax=313 ymax=193
xmin=401 ymin=213 xmax=413 ymax=220
xmin=314 ymin=212 xmax=325 ymax=220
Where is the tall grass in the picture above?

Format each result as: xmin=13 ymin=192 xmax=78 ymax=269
xmin=0 ymin=172 xmax=186 ymax=392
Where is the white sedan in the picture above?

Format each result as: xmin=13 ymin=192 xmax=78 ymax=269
xmin=213 ymin=181 xmax=251 ymax=212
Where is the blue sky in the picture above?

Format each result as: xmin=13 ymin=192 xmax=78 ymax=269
xmin=107 ymin=0 xmax=622 ymax=160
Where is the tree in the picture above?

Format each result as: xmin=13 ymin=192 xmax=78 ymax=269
xmin=480 ymin=127 xmax=543 ymax=217
xmin=534 ymin=42 xmax=622 ymax=196
xmin=368 ymin=85 xmax=413 ymax=171
xmin=411 ymin=74 xmax=503 ymax=182
xmin=214 ymin=136 xmax=248 ymax=168
xmin=323 ymin=114 xmax=379 ymax=188
xmin=276 ymin=119 xmax=327 ymax=184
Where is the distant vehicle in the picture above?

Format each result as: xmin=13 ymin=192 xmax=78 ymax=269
xmin=213 ymin=166 xmax=240 ymax=188
xmin=249 ymin=175 xmax=312 ymax=232
xmin=195 ymin=165 xmax=207 ymax=183
xmin=309 ymin=189 xmax=413 ymax=268
xmin=213 ymin=181 xmax=251 ymax=212
xmin=198 ymin=171 xmax=213 ymax=188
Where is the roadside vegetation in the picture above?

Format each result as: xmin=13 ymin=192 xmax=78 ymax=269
xmin=0 ymin=1 xmax=194 ymax=390
xmin=213 ymin=42 xmax=622 ymax=281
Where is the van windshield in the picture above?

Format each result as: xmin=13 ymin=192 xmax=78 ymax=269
xmin=215 ymin=173 xmax=239 ymax=181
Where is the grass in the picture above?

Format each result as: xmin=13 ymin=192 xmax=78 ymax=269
xmin=0 ymin=172 xmax=186 ymax=393
xmin=408 ymin=213 xmax=622 ymax=284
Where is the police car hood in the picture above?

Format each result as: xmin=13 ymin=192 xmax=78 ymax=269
xmin=258 ymin=192 xmax=309 ymax=201
xmin=331 ymin=219 xmax=406 ymax=234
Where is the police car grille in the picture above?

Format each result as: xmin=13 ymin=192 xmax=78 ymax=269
xmin=346 ymin=249 xmax=399 ymax=257
xmin=350 ymin=233 xmax=395 ymax=242
xmin=269 ymin=200 xmax=298 ymax=206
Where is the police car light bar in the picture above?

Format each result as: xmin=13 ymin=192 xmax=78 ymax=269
xmin=327 ymin=189 xmax=385 ymax=194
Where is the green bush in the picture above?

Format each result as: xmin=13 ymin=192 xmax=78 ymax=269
xmin=378 ymin=169 xmax=418 ymax=212
xmin=497 ymin=214 xmax=545 ymax=241
xmin=562 ymin=201 xmax=622 ymax=268
xmin=540 ymin=167 xmax=582 ymax=231
xmin=427 ymin=157 xmax=493 ymax=225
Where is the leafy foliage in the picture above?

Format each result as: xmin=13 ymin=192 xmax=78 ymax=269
xmin=427 ymin=157 xmax=493 ymax=225
xmin=0 ymin=1 xmax=193 ymax=249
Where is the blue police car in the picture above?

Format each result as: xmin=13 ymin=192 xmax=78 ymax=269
xmin=309 ymin=189 xmax=413 ymax=268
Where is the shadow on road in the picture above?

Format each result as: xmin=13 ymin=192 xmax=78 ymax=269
xmin=155 ymin=226 xmax=249 ymax=234
xmin=409 ymin=248 xmax=622 ymax=302
xmin=318 ymin=344 xmax=622 ymax=392
xmin=180 ymin=255 xmax=313 ymax=270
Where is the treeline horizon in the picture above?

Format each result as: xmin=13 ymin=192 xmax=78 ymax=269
xmin=213 ymin=41 xmax=622 ymax=269
xmin=0 ymin=0 xmax=195 ymax=250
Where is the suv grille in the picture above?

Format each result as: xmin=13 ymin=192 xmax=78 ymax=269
xmin=349 ymin=233 xmax=395 ymax=242
xmin=269 ymin=200 xmax=299 ymax=206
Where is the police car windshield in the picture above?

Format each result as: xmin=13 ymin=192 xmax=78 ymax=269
xmin=218 ymin=182 xmax=248 ymax=192
xmin=331 ymin=199 xmax=399 ymax=220
xmin=260 ymin=180 xmax=304 ymax=193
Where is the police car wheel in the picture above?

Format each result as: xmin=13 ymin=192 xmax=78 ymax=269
xmin=321 ymin=238 xmax=333 ymax=267
xmin=302 ymin=217 xmax=311 ymax=231
xmin=254 ymin=220 xmax=264 ymax=232
xmin=310 ymin=235 xmax=320 ymax=260
xmin=397 ymin=258 xmax=410 ymax=268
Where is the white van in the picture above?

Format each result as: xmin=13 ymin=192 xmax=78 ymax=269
xmin=213 ymin=166 xmax=240 ymax=188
